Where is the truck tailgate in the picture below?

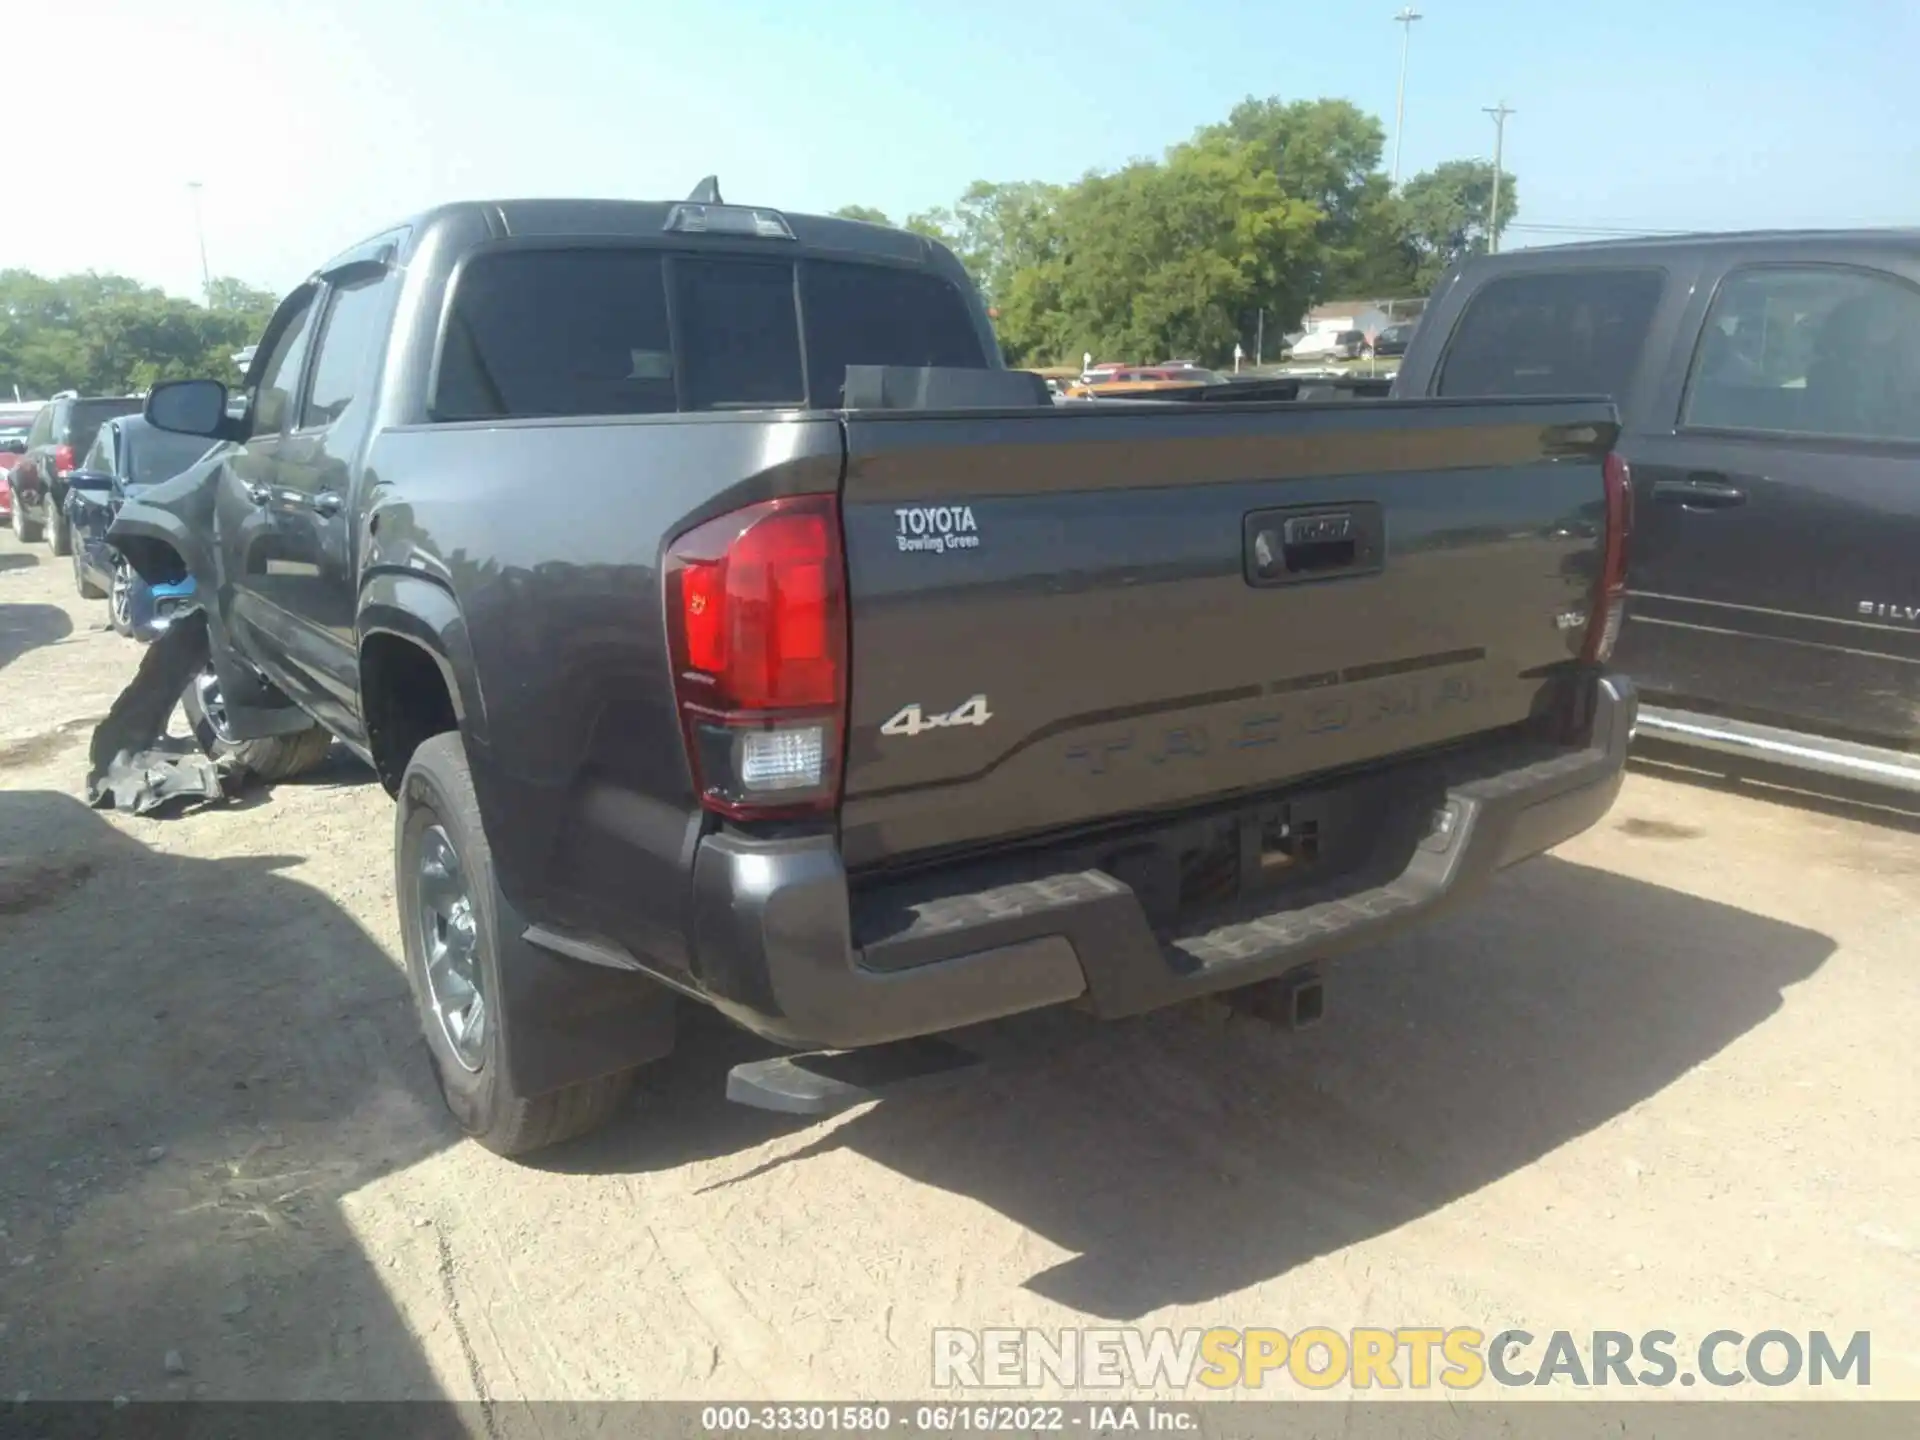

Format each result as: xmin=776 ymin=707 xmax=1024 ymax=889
xmin=838 ymin=399 xmax=1618 ymax=870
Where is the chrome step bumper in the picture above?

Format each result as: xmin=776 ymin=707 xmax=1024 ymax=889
xmin=1635 ymin=705 xmax=1920 ymax=795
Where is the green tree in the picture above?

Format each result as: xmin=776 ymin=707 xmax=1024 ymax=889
xmin=829 ymin=204 xmax=892 ymax=225
xmin=1400 ymin=159 xmax=1519 ymax=289
xmin=0 ymin=269 xmax=280 ymax=398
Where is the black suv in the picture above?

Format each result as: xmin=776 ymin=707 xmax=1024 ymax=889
xmin=1393 ymin=230 xmax=1920 ymax=796
xmin=10 ymin=393 xmax=145 ymax=549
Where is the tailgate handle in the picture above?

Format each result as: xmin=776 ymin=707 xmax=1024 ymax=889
xmin=1246 ymin=503 xmax=1384 ymax=587
xmin=1653 ymin=475 xmax=1747 ymax=509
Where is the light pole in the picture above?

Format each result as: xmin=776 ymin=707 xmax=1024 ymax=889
xmin=1482 ymin=103 xmax=1515 ymax=253
xmin=186 ymin=181 xmax=212 ymax=304
xmin=1390 ymin=7 xmax=1423 ymax=188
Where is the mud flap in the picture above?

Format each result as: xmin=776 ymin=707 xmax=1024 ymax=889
xmin=84 ymin=610 xmax=241 ymax=815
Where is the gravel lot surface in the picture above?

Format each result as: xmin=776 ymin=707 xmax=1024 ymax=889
xmin=2 ymin=526 xmax=1915 ymax=1409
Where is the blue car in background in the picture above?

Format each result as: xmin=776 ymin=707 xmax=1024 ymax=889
xmin=65 ymin=416 xmax=213 ymax=641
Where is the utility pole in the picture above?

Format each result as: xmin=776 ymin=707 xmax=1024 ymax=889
xmin=186 ymin=181 xmax=212 ymax=305
xmin=1482 ymin=103 xmax=1515 ymax=253
xmin=1255 ymin=308 xmax=1265 ymax=367
xmin=1390 ymin=7 xmax=1423 ymax=188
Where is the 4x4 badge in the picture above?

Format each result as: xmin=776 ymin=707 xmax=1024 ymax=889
xmin=880 ymin=695 xmax=992 ymax=738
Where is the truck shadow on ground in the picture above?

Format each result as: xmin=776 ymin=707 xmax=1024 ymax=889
xmin=0 ymin=790 xmax=451 ymax=1400
xmin=567 ymin=854 xmax=1834 ymax=1321
xmin=0 ymin=602 xmax=74 ymax=671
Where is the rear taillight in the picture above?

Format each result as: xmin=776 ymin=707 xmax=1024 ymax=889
xmin=1582 ymin=452 xmax=1633 ymax=663
xmin=664 ymin=495 xmax=847 ymax=819
xmin=53 ymin=443 xmax=75 ymax=476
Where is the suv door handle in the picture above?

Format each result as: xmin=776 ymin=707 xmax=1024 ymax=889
xmin=307 ymin=491 xmax=343 ymax=518
xmin=1652 ymin=475 xmax=1747 ymax=509
xmin=242 ymin=481 xmax=272 ymax=505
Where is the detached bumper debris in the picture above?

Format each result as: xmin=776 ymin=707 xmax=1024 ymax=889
xmin=85 ymin=610 xmax=241 ymax=816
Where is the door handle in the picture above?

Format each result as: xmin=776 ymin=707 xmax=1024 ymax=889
xmin=1652 ymin=475 xmax=1747 ymax=509
xmin=242 ymin=481 xmax=272 ymax=505
xmin=307 ymin=491 xmax=343 ymax=518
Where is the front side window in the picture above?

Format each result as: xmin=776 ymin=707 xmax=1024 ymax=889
xmin=253 ymin=295 xmax=318 ymax=436
xmin=1682 ymin=265 xmax=1920 ymax=442
xmin=1436 ymin=268 xmax=1665 ymax=400
xmin=300 ymin=272 xmax=394 ymax=430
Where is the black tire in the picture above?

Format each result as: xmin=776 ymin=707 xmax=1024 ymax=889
xmin=73 ymin=544 xmax=105 ymax=600
xmin=397 ymin=732 xmax=634 ymax=1156
xmin=12 ymin=497 xmax=42 ymax=544
xmin=46 ymin=498 xmax=70 ymax=557
xmin=107 ymin=554 xmax=134 ymax=635
xmin=180 ymin=665 xmax=336 ymax=780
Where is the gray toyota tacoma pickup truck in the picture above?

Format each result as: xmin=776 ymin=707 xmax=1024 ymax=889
xmin=112 ymin=190 xmax=1636 ymax=1156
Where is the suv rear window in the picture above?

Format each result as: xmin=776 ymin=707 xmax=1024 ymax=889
xmin=1436 ymin=268 xmax=1665 ymax=401
xmin=435 ymin=248 xmax=989 ymax=421
xmin=60 ymin=398 xmax=144 ymax=457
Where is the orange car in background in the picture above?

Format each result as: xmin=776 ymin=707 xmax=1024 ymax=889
xmin=1063 ymin=364 xmax=1228 ymax=399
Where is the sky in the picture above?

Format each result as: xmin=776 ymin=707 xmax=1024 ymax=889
xmin=3 ymin=0 xmax=1914 ymax=302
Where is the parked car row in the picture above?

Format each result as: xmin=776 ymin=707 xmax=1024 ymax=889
xmin=2 ymin=392 xmax=203 ymax=640
xmin=63 ymin=415 xmax=208 ymax=639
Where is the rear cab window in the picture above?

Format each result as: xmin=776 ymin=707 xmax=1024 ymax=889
xmin=1435 ymin=268 xmax=1666 ymax=401
xmin=433 ymin=247 xmax=989 ymax=421
xmin=62 ymin=399 xmax=145 ymax=458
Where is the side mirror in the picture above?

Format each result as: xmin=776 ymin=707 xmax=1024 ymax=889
xmin=146 ymin=379 xmax=237 ymax=440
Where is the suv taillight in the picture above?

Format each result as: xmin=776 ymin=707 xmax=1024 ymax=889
xmin=53 ymin=443 xmax=75 ymax=476
xmin=664 ymin=495 xmax=848 ymax=819
xmin=1583 ymin=452 xmax=1633 ymax=663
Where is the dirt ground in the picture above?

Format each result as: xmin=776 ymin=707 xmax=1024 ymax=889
xmin=2 ymin=525 xmax=1917 ymax=1408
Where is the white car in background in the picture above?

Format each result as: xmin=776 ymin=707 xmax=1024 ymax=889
xmin=1289 ymin=327 xmax=1369 ymax=361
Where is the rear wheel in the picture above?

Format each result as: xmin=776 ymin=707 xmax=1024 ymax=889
xmin=12 ymin=496 xmax=42 ymax=544
xmin=181 ymin=664 xmax=335 ymax=780
xmin=45 ymin=499 xmax=71 ymax=557
xmin=73 ymin=545 xmax=105 ymax=601
xmin=397 ymin=732 xmax=634 ymax=1155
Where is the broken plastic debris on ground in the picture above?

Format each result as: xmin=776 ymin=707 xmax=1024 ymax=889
xmin=83 ymin=610 xmax=242 ymax=816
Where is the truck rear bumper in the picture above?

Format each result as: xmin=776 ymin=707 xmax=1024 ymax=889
xmin=691 ymin=676 xmax=1636 ymax=1050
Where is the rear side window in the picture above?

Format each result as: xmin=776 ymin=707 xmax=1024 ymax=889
xmin=436 ymin=250 xmax=676 ymax=421
xmin=801 ymin=261 xmax=987 ymax=404
xmin=1681 ymin=265 xmax=1920 ymax=442
xmin=82 ymin=428 xmax=114 ymax=475
xmin=1436 ymin=268 xmax=1664 ymax=401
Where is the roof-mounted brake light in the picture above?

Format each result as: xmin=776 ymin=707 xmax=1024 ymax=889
xmin=663 ymin=203 xmax=795 ymax=239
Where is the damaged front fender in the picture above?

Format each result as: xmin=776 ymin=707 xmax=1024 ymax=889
xmin=106 ymin=459 xmax=310 ymax=742
xmin=108 ymin=460 xmax=220 ymax=591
